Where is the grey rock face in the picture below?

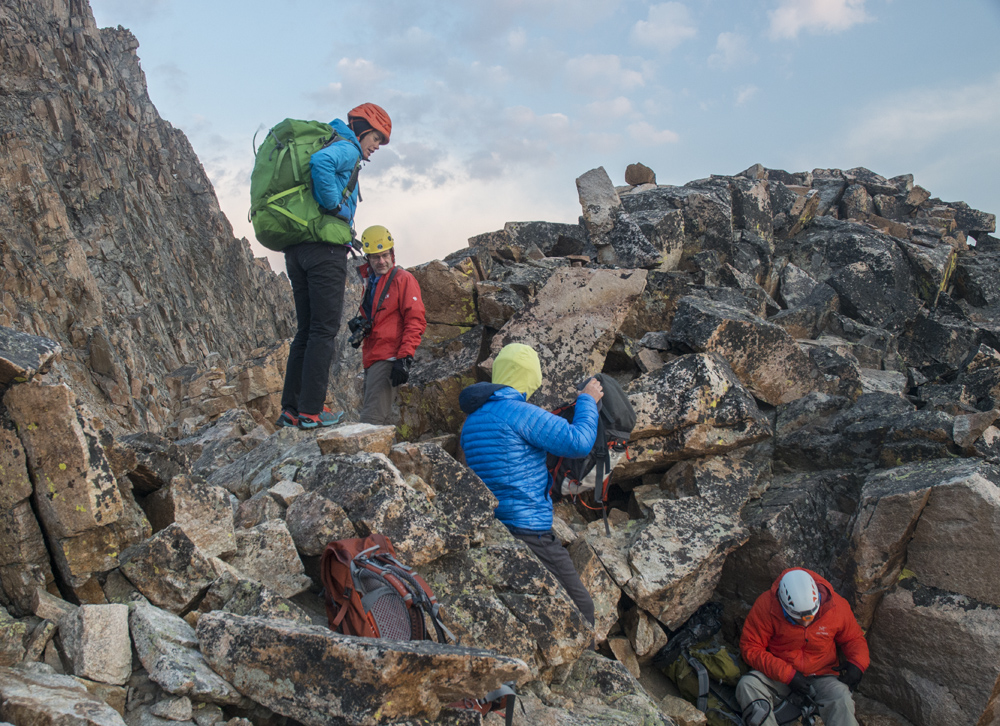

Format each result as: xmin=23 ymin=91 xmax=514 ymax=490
xmin=118 ymin=525 xmax=216 ymax=613
xmin=0 ymin=665 xmax=126 ymax=726
xmin=196 ymin=611 xmax=531 ymax=726
xmin=0 ymin=3 xmax=294 ymax=433
xmin=488 ymin=267 xmax=648 ymax=411
xmin=599 ymin=455 xmax=757 ymax=629
xmin=227 ymin=520 xmax=311 ymax=599
xmin=669 ymin=296 xmax=824 ymax=405
xmin=129 ymin=602 xmax=242 ymax=705
xmin=0 ymin=327 xmax=61 ymax=388
xmin=620 ymin=353 xmax=771 ymax=478
xmin=61 ymin=604 xmax=131 ymax=685
xmin=863 ymin=581 xmax=1000 ymax=726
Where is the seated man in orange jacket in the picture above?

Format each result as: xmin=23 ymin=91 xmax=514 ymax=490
xmin=736 ymin=568 xmax=869 ymax=726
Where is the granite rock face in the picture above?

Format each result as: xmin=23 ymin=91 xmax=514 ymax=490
xmin=0 ymin=0 xmax=295 ymax=434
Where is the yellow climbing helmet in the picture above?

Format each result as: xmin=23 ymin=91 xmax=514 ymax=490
xmin=361 ymin=225 xmax=394 ymax=254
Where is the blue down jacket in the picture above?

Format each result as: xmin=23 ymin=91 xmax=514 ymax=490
xmin=309 ymin=118 xmax=362 ymax=223
xmin=459 ymin=383 xmax=599 ymax=530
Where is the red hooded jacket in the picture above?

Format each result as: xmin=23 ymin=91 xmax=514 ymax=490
xmin=739 ymin=568 xmax=870 ymax=685
xmin=357 ymin=261 xmax=426 ymax=370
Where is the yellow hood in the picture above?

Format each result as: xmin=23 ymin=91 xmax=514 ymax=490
xmin=492 ymin=343 xmax=543 ymax=400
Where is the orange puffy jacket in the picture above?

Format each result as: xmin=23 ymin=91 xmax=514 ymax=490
xmin=739 ymin=568 xmax=870 ymax=685
xmin=357 ymin=263 xmax=426 ymax=370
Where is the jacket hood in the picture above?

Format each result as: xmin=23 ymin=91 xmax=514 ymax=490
xmin=329 ymin=118 xmax=361 ymax=150
xmin=459 ymin=383 xmax=520 ymax=414
xmin=492 ymin=343 xmax=543 ymax=400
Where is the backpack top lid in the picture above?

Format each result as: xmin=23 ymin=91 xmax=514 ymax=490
xmin=590 ymin=373 xmax=636 ymax=439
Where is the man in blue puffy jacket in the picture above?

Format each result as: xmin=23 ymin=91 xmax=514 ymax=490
xmin=277 ymin=103 xmax=392 ymax=430
xmin=459 ymin=343 xmax=603 ymax=625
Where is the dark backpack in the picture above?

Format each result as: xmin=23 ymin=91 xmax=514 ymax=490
xmin=319 ymin=533 xmax=452 ymax=642
xmin=249 ymin=118 xmax=360 ymax=252
xmin=319 ymin=534 xmax=519 ymax=724
xmin=547 ymin=373 xmax=637 ymax=534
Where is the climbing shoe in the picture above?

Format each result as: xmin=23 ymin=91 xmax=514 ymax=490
xmin=275 ymin=409 xmax=299 ymax=428
xmin=298 ymin=407 xmax=344 ymax=429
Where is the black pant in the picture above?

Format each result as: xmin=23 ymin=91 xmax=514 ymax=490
xmin=281 ymin=243 xmax=348 ymax=416
xmin=508 ymin=527 xmax=596 ymax=626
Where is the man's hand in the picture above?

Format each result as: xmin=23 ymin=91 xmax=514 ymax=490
xmin=834 ymin=662 xmax=863 ymax=691
xmin=581 ymin=378 xmax=604 ymax=403
xmin=390 ymin=357 xmax=412 ymax=387
xmin=789 ymin=672 xmax=810 ymax=695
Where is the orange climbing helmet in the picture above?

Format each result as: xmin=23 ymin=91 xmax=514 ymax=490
xmin=348 ymin=103 xmax=391 ymax=145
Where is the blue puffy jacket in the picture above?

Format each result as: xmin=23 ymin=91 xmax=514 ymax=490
xmin=310 ymin=118 xmax=362 ymax=224
xmin=459 ymin=383 xmax=599 ymax=530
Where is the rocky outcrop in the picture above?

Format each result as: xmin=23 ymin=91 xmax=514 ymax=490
xmin=0 ymin=0 xmax=295 ymax=434
xmin=3 ymin=4 xmax=1000 ymax=722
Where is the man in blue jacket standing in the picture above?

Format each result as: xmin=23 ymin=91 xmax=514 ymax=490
xmin=277 ymin=103 xmax=392 ymax=429
xmin=459 ymin=343 xmax=604 ymax=626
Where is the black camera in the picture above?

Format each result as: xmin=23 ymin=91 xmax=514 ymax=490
xmin=347 ymin=316 xmax=371 ymax=348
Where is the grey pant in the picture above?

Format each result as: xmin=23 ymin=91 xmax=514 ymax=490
xmin=735 ymin=670 xmax=857 ymax=726
xmin=507 ymin=527 xmax=595 ymax=627
xmin=359 ymin=359 xmax=395 ymax=425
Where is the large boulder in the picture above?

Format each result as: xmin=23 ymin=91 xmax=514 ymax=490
xmin=847 ymin=459 xmax=1000 ymax=627
xmin=0 ymin=327 xmax=61 ymax=388
xmin=592 ymin=456 xmax=757 ymax=629
xmin=668 ymin=296 xmax=824 ymax=405
xmin=196 ymin=611 xmax=531 ymax=726
xmin=418 ymin=526 xmax=593 ymax=675
xmin=0 ymin=665 xmax=126 ymax=726
xmin=0 ymin=427 xmax=54 ymax=616
xmin=397 ymin=326 xmax=483 ymax=440
xmin=862 ymin=580 xmax=1000 ymax=726
xmin=141 ymin=476 xmax=236 ymax=559
xmin=487 ymin=267 xmax=648 ymax=410
xmin=129 ymin=601 xmax=242 ymax=706
xmin=118 ymin=524 xmax=216 ymax=613
xmin=620 ymin=353 xmax=772 ymax=478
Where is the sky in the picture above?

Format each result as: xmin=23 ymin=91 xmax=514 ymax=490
xmin=87 ymin=0 xmax=1000 ymax=272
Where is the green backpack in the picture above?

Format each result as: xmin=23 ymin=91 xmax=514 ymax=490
xmin=662 ymin=637 xmax=747 ymax=726
xmin=249 ymin=119 xmax=361 ymax=251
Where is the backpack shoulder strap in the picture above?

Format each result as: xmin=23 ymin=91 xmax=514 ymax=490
xmin=684 ymin=651 xmax=711 ymax=713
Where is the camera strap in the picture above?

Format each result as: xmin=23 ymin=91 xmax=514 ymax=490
xmin=362 ymin=266 xmax=398 ymax=322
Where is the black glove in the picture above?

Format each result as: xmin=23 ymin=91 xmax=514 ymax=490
xmin=835 ymin=662 xmax=863 ymax=691
xmin=789 ymin=672 xmax=810 ymax=695
xmin=390 ymin=357 xmax=412 ymax=387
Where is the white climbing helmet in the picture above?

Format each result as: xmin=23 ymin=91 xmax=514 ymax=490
xmin=778 ymin=569 xmax=820 ymax=624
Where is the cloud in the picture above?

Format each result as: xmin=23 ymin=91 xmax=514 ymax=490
xmin=769 ymin=0 xmax=871 ymax=40
xmin=843 ymin=73 xmax=1000 ymax=155
xmin=147 ymin=62 xmax=188 ymax=98
xmin=335 ymin=58 xmax=390 ymax=87
xmin=565 ymin=54 xmax=645 ymax=95
xmin=627 ymin=122 xmax=680 ymax=144
xmin=507 ymin=27 xmax=527 ymax=50
xmin=708 ymin=32 xmax=757 ymax=70
xmin=735 ymin=84 xmax=759 ymax=106
xmin=631 ymin=3 xmax=697 ymax=52
xmin=584 ymin=96 xmax=634 ymax=121
xmin=90 ymin=0 xmax=167 ymax=25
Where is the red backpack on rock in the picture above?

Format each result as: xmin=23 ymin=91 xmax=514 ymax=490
xmin=319 ymin=534 xmax=520 ymax=725
xmin=319 ymin=533 xmax=453 ymax=642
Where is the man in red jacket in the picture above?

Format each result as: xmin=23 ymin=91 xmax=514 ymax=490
xmin=736 ymin=568 xmax=869 ymax=726
xmin=351 ymin=226 xmax=426 ymax=425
